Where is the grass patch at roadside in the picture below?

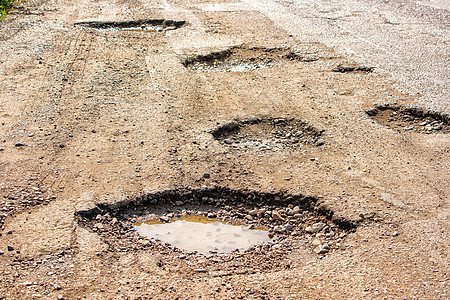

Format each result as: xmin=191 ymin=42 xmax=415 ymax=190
xmin=1 ymin=0 xmax=20 ymax=18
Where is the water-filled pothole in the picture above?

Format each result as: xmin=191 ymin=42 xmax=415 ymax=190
xmin=366 ymin=105 xmax=449 ymax=133
xmin=74 ymin=19 xmax=186 ymax=32
xmin=183 ymin=46 xmax=329 ymax=72
xmin=134 ymin=215 xmax=270 ymax=255
xmin=211 ymin=117 xmax=325 ymax=151
xmin=77 ymin=188 xmax=358 ymax=275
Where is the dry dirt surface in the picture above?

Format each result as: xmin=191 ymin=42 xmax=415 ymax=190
xmin=0 ymin=0 xmax=449 ymax=299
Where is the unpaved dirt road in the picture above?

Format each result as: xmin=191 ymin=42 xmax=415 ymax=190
xmin=0 ymin=0 xmax=449 ymax=299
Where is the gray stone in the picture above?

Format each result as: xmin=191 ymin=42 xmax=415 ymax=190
xmin=305 ymin=226 xmax=314 ymax=233
xmin=312 ymin=222 xmax=326 ymax=233
xmin=314 ymin=244 xmax=330 ymax=254
xmin=249 ymin=209 xmax=258 ymax=216
xmin=194 ymin=269 xmax=208 ymax=273
xmin=160 ymin=216 xmax=170 ymax=222
xmin=272 ymin=210 xmax=285 ymax=221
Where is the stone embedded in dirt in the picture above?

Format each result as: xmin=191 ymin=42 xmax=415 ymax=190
xmin=311 ymin=239 xmax=322 ymax=247
xmin=14 ymin=142 xmax=25 ymax=147
xmin=272 ymin=210 xmax=285 ymax=221
xmin=312 ymin=222 xmax=326 ymax=233
xmin=314 ymin=244 xmax=330 ymax=254
xmin=194 ymin=268 xmax=208 ymax=273
xmin=7 ymin=245 xmax=14 ymax=251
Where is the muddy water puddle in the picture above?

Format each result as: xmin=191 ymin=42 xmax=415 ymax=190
xmin=134 ymin=215 xmax=270 ymax=255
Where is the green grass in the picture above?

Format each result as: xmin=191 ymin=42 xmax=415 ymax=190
xmin=1 ymin=0 xmax=19 ymax=18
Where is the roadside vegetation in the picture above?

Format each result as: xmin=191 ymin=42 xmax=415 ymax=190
xmin=1 ymin=0 xmax=18 ymax=18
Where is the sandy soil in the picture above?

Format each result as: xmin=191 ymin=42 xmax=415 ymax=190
xmin=0 ymin=0 xmax=448 ymax=299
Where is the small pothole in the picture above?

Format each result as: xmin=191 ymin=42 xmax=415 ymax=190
xmin=332 ymin=62 xmax=374 ymax=73
xmin=211 ymin=117 xmax=325 ymax=151
xmin=366 ymin=105 xmax=449 ymax=133
xmin=76 ymin=188 xmax=358 ymax=275
xmin=183 ymin=46 xmax=329 ymax=72
xmin=74 ymin=19 xmax=186 ymax=32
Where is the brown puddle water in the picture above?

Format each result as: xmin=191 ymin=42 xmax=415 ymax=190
xmin=134 ymin=215 xmax=271 ymax=255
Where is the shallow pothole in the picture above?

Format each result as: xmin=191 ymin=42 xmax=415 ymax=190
xmin=211 ymin=117 xmax=325 ymax=151
xmin=76 ymin=188 xmax=359 ymax=275
xmin=74 ymin=19 xmax=186 ymax=32
xmin=366 ymin=105 xmax=449 ymax=133
xmin=183 ymin=46 xmax=331 ymax=72
xmin=332 ymin=62 xmax=374 ymax=73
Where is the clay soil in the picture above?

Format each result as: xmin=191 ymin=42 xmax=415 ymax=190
xmin=0 ymin=0 xmax=448 ymax=299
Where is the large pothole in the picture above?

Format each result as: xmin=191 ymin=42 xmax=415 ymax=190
xmin=76 ymin=188 xmax=359 ymax=275
xmin=211 ymin=117 xmax=325 ymax=151
xmin=366 ymin=105 xmax=449 ymax=133
xmin=183 ymin=46 xmax=332 ymax=72
xmin=74 ymin=19 xmax=186 ymax=32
